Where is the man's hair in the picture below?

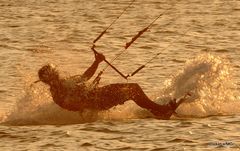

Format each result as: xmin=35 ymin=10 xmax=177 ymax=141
xmin=38 ymin=64 xmax=59 ymax=84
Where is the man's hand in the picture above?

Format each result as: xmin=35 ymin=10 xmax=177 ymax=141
xmin=95 ymin=52 xmax=105 ymax=63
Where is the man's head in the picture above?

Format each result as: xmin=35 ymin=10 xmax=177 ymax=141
xmin=37 ymin=64 xmax=59 ymax=85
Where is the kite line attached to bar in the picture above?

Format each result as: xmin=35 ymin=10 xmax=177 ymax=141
xmin=91 ymin=0 xmax=184 ymax=84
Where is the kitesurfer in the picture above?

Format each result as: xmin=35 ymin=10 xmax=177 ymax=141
xmin=35 ymin=52 xmax=185 ymax=119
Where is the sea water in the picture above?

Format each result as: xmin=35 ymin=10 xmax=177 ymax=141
xmin=0 ymin=0 xmax=239 ymax=150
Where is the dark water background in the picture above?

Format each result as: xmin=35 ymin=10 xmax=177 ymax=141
xmin=0 ymin=0 xmax=240 ymax=150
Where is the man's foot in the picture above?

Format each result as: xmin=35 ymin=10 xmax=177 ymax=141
xmin=169 ymin=99 xmax=178 ymax=110
xmin=150 ymin=109 xmax=173 ymax=120
xmin=150 ymin=93 xmax=191 ymax=119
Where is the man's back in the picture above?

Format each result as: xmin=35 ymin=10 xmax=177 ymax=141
xmin=50 ymin=76 xmax=93 ymax=111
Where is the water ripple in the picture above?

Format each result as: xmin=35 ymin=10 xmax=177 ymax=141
xmin=167 ymin=138 xmax=196 ymax=143
xmin=0 ymin=0 xmax=240 ymax=150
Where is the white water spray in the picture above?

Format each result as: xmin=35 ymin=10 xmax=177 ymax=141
xmin=1 ymin=54 xmax=240 ymax=125
xmin=156 ymin=54 xmax=240 ymax=117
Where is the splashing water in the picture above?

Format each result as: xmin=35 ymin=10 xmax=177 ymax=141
xmin=1 ymin=54 xmax=240 ymax=125
xmin=1 ymin=76 xmax=142 ymax=125
xmin=156 ymin=54 xmax=240 ymax=117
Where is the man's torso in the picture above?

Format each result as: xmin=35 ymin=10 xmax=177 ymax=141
xmin=50 ymin=75 xmax=97 ymax=111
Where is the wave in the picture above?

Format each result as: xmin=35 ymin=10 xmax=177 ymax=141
xmin=1 ymin=54 xmax=240 ymax=125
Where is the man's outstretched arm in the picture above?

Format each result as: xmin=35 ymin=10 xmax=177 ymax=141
xmin=81 ymin=52 xmax=105 ymax=81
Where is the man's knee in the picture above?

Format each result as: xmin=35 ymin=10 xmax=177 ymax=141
xmin=128 ymin=83 xmax=141 ymax=91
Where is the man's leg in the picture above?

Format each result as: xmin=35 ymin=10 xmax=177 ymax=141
xmin=93 ymin=83 xmax=176 ymax=118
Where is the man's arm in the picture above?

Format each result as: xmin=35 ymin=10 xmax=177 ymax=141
xmin=81 ymin=52 xmax=105 ymax=81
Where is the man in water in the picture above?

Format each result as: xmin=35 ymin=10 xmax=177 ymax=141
xmin=36 ymin=52 xmax=185 ymax=119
